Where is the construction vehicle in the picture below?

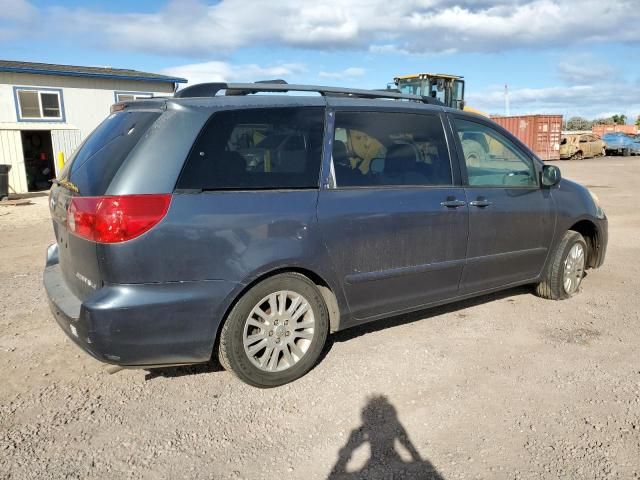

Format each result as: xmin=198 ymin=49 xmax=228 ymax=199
xmin=392 ymin=73 xmax=486 ymax=116
xmin=394 ymin=73 xmax=465 ymax=109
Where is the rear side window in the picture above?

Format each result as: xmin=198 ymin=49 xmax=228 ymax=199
xmin=177 ymin=107 xmax=325 ymax=190
xmin=332 ymin=111 xmax=452 ymax=187
xmin=61 ymin=110 xmax=160 ymax=196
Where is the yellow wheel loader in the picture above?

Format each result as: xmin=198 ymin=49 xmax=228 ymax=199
xmin=392 ymin=73 xmax=487 ymax=116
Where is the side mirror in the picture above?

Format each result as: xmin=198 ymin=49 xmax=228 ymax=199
xmin=541 ymin=164 xmax=561 ymax=187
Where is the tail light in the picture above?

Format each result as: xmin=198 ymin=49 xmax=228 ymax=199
xmin=67 ymin=194 xmax=171 ymax=243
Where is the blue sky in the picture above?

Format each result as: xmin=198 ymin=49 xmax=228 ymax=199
xmin=2 ymin=0 xmax=639 ymax=120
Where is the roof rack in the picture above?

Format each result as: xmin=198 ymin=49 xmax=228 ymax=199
xmin=174 ymin=81 xmax=443 ymax=105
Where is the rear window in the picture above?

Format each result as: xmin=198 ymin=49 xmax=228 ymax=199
xmin=60 ymin=110 xmax=160 ymax=196
xmin=176 ymin=107 xmax=325 ymax=190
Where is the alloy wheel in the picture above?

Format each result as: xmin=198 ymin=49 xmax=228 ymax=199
xmin=563 ymin=243 xmax=585 ymax=294
xmin=242 ymin=290 xmax=316 ymax=372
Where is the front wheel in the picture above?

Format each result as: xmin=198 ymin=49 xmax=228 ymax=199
xmin=535 ymin=231 xmax=587 ymax=300
xmin=218 ymin=273 xmax=329 ymax=387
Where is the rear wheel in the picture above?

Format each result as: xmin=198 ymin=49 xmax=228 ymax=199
xmin=570 ymin=151 xmax=583 ymax=161
xmin=535 ymin=231 xmax=587 ymax=300
xmin=218 ymin=273 xmax=329 ymax=387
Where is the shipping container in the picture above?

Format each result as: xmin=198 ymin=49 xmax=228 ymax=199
xmin=592 ymin=124 xmax=638 ymax=137
xmin=490 ymin=114 xmax=563 ymax=161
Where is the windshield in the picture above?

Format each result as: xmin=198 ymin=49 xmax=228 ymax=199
xmin=396 ymin=79 xmax=423 ymax=96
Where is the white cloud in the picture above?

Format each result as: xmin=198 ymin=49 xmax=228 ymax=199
xmin=468 ymin=56 xmax=637 ymax=119
xmin=0 ymin=0 xmax=36 ymax=21
xmin=556 ymin=55 xmax=617 ymax=84
xmin=318 ymin=67 xmax=366 ymax=79
xmin=0 ymin=0 xmax=37 ymax=40
xmin=468 ymin=82 xmax=640 ymax=119
xmin=163 ymin=61 xmax=307 ymax=86
xmin=44 ymin=0 xmax=640 ymax=56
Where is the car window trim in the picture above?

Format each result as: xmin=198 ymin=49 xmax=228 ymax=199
xmin=323 ymin=108 xmax=457 ymax=190
xmin=448 ymin=113 xmax=543 ymax=189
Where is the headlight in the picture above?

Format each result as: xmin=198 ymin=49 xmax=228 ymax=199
xmin=589 ymin=190 xmax=605 ymax=219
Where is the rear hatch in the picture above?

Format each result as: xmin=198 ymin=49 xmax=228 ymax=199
xmin=49 ymin=108 xmax=162 ymax=301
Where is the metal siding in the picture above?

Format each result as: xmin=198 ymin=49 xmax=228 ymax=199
xmin=51 ymin=129 xmax=82 ymax=176
xmin=491 ymin=115 xmax=563 ymax=161
xmin=592 ymin=124 xmax=638 ymax=137
xmin=0 ymin=129 xmax=28 ymax=194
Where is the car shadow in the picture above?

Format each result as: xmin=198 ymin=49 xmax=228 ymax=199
xmin=319 ymin=285 xmax=533 ymax=362
xmin=145 ymin=285 xmax=533 ymax=381
xmin=144 ymin=358 xmax=224 ymax=381
xmin=328 ymin=394 xmax=443 ymax=479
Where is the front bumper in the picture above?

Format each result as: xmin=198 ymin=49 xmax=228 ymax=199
xmin=44 ymin=244 xmax=239 ymax=367
xmin=593 ymin=216 xmax=608 ymax=268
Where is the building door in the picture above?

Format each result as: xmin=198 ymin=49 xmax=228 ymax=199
xmin=20 ymin=130 xmax=55 ymax=192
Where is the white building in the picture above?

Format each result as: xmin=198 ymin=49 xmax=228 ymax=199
xmin=0 ymin=60 xmax=186 ymax=194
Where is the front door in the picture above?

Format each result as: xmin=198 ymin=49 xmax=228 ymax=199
xmin=452 ymin=116 xmax=555 ymax=294
xmin=317 ymin=109 xmax=468 ymax=321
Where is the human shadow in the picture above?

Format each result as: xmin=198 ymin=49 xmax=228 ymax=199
xmin=328 ymin=395 xmax=444 ymax=480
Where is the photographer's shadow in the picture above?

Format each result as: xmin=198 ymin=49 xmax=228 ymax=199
xmin=328 ymin=395 xmax=443 ymax=479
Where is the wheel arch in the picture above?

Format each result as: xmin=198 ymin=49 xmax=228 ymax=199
xmin=213 ymin=267 xmax=342 ymax=358
xmin=568 ymin=219 xmax=600 ymax=268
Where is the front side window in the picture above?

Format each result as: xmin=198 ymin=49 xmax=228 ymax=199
xmin=177 ymin=107 xmax=325 ymax=190
xmin=332 ymin=111 xmax=452 ymax=187
xmin=15 ymin=88 xmax=63 ymax=120
xmin=455 ymin=118 xmax=538 ymax=188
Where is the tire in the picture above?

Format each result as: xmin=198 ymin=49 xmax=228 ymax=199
xmin=623 ymin=148 xmax=630 ymax=157
xmin=535 ymin=231 xmax=587 ymax=300
xmin=218 ymin=272 xmax=329 ymax=387
xmin=570 ymin=151 xmax=583 ymax=161
xmin=461 ymin=139 xmax=487 ymax=168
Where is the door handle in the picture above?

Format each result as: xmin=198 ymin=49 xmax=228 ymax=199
xmin=440 ymin=199 xmax=466 ymax=208
xmin=469 ymin=197 xmax=492 ymax=208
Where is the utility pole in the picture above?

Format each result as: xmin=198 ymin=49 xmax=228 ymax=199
xmin=504 ymin=84 xmax=510 ymax=117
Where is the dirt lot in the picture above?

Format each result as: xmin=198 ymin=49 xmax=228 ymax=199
xmin=1 ymin=156 xmax=639 ymax=480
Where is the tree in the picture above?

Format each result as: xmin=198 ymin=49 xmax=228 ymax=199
xmin=565 ymin=116 xmax=592 ymax=131
xmin=636 ymin=115 xmax=640 ymax=127
xmin=612 ymin=114 xmax=627 ymax=125
xmin=593 ymin=117 xmax=615 ymax=125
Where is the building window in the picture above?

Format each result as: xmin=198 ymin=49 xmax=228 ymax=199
xmin=114 ymin=91 xmax=153 ymax=103
xmin=14 ymin=87 xmax=64 ymax=121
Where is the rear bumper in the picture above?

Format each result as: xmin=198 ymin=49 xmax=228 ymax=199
xmin=44 ymin=244 xmax=239 ymax=367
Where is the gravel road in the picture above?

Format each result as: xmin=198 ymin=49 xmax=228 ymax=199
xmin=1 ymin=156 xmax=639 ymax=479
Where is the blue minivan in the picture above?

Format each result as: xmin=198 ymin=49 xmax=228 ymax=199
xmin=45 ymin=83 xmax=607 ymax=387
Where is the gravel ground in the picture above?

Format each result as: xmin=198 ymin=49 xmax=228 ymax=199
xmin=1 ymin=156 xmax=639 ymax=480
